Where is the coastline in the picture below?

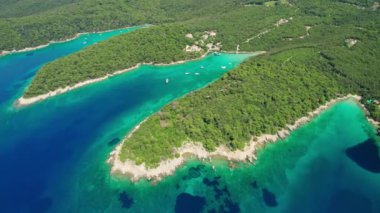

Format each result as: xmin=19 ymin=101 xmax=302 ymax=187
xmin=108 ymin=94 xmax=365 ymax=182
xmin=17 ymin=64 xmax=140 ymax=106
xmin=17 ymin=51 xmax=266 ymax=107
xmin=0 ymin=26 xmax=135 ymax=58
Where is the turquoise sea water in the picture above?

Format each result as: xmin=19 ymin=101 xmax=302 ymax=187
xmin=57 ymin=100 xmax=380 ymax=213
xmin=0 ymin=28 xmax=379 ymax=213
xmin=0 ymin=26 xmax=140 ymax=106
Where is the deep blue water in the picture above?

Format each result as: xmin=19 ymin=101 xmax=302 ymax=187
xmin=0 ymin=27 xmax=140 ymax=212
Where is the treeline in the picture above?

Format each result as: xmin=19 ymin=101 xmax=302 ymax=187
xmin=187 ymin=0 xmax=379 ymax=99
xmin=24 ymin=25 xmax=202 ymax=97
xmin=23 ymin=2 xmax=298 ymax=97
xmin=23 ymin=0 xmax=379 ymax=106
xmin=0 ymin=0 xmax=165 ymax=51
xmin=0 ymin=0 xmax=236 ymax=51
xmin=120 ymin=48 xmax=346 ymax=167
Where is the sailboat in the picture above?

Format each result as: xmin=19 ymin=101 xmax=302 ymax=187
xmin=165 ymin=78 xmax=169 ymax=84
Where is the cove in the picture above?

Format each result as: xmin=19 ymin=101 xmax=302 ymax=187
xmin=52 ymin=100 xmax=380 ymax=212
xmin=0 ymin=26 xmax=140 ymax=106
xmin=0 ymin=37 xmax=254 ymax=211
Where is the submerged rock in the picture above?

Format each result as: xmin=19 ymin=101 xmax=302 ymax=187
xmin=107 ymin=137 xmax=120 ymax=146
xmin=119 ymin=191 xmax=134 ymax=209
xmin=262 ymin=188 xmax=278 ymax=207
xmin=346 ymin=138 xmax=380 ymax=173
xmin=182 ymin=165 xmax=205 ymax=180
xmin=250 ymin=180 xmax=258 ymax=189
xmin=223 ymin=198 xmax=240 ymax=213
xmin=203 ymin=177 xmax=220 ymax=187
xmin=175 ymin=193 xmax=206 ymax=213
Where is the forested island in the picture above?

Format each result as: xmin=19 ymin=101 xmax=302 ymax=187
xmin=4 ymin=0 xmax=379 ymax=172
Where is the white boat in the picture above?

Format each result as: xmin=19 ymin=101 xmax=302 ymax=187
xmin=195 ymin=73 xmax=200 ymax=75
xmin=185 ymin=72 xmax=190 ymax=75
xmin=221 ymin=66 xmax=227 ymax=69
xmin=165 ymin=78 xmax=169 ymax=83
xmin=200 ymin=66 xmax=204 ymax=69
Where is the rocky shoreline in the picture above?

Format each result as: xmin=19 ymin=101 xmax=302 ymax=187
xmin=108 ymin=94 xmax=365 ymax=182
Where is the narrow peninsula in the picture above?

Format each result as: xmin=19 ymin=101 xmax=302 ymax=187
xmin=108 ymin=94 xmax=369 ymax=181
xmin=18 ymin=26 xmax=225 ymax=105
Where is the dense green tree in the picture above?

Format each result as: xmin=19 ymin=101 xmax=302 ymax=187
xmin=2 ymin=0 xmax=379 ymax=166
xmin=117 ymin=0 xmax=380 ymax=167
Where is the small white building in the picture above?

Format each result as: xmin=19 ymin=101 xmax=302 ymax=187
xmin=185 ymin=45 xmax=202 ymax=52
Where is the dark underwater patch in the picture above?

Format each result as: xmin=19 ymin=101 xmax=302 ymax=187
xmin=29 ymin=197 xmax=52 ymax=213
xmin=107 ymin=137 xmax=121 ymax=146
xmin=175 ymin=193 xmax=206 ymax=213
xmin=179 ymin=166 xmax=239 ymax=212
xmin=327 ymin=189 xmax=373 ymax=213
xmin=213 ymin=186 xmax=231 ymax=200
xmin=119 ymin=191 xmax=134 ymax=209
xmin=250 ymin=181 xmax=258 ymax=189
xmin=346 ymin=138 xmax=380 ymax=173
xmin=206 ymin=195 xmax=241 ymax=212
xmin=182 ymin=165 xmax=205 ymax=180
xmin=211 ymin=183 xmax=239 ymax=212
xmin=262 ymin=188 xmax=278 ymax=207
xmin=223 ymin=198 xmax=240 ymax=213
xmin=203 ymin=177 xmax=220 ymax=187
xmin=214 ymin=187 xmax=223 ymax=199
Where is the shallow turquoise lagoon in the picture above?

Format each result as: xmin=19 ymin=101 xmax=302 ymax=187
xmin=0 ymin=27 xmax=379 ymax=213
